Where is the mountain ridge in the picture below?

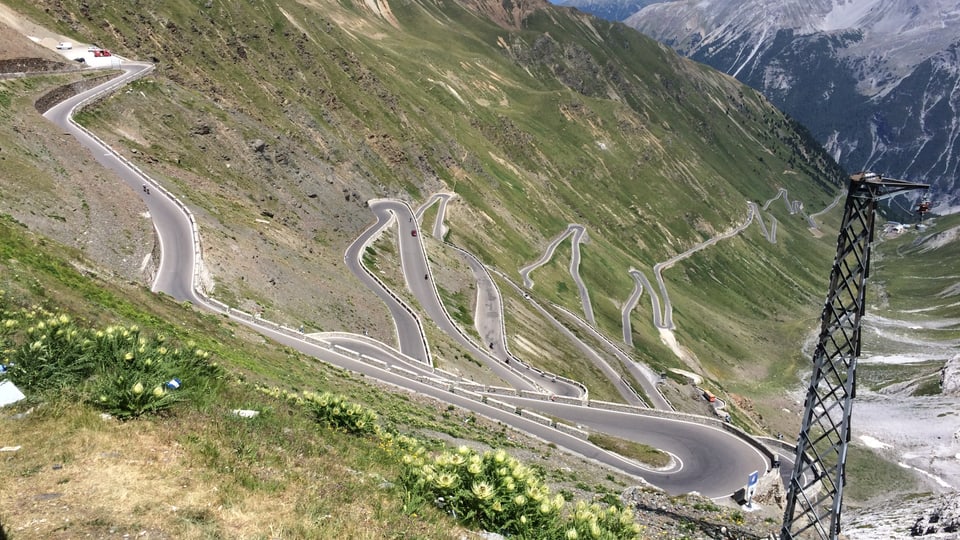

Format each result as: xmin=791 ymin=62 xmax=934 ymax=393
xmin=624 ymin=0 xmax=960 ymax=210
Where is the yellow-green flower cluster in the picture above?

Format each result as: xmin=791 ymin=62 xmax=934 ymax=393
xmin=397 ymin=444 xmax=566 ymax=536
xmin=1 ymin=302 xmax=221 ymax=419
xmin=264 ymin=387 xmax=380 ymax=436
xmin=377 ymin=431 xmax=425 ymax=456
xmin=562 ymin=500 xmax=642 ymax=540
xmin=396 ymin=443 xmax=642 ymax=539
xmin=5 ymin=309 xmax=90 ymax=392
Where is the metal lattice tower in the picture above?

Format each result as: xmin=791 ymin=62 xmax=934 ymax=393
xmin=781 ymin=173 xmax=928 ymax=540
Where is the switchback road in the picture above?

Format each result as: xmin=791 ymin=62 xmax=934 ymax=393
xmin=45 ymin=59 xmax=773 ymax=499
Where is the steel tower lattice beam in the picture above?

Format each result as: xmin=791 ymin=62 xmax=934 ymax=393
xmin=781 ymin=173 xmax=928 ymax=540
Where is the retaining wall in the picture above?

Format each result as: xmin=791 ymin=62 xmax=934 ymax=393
xmin=359 ymin=354 xmax=388 ymax=370
xmin=587 ymin=400 xmax=644 ymax=414
xmin=552 ymin=395 xmax=585 ymax=405
xmin=333 ymin=344 xmax=361 ymax=359
xmin=486 ymin=398 xmax=517 ymax=414
xmin=389 ymin=365 xmax=419 ymax=379
xmin=554 ymin=422 xmax=589 ymax=440
xmin=519 ymin=389 xmax=549 ymax=401
xmin=451 ymin=388 xmax=484 ymax=403
xmin=455 ymin=382 xmax=487 ymax=393
xmin=519 ymin=409 xmax=554 ymax=428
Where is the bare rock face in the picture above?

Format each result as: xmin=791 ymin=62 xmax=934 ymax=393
xmin=751 ymin=470 xmax=784 ymax=509
xmin=941 ymin=355 xmax=960 ymax=397
xmin=620 ymin=485 xmax=780 ymax=538
xmin=0 ymin=57 xmax=70 ymax=73
xmin=911 ymin=494 xmax=960 ymax=536
xmin=845 ymin=493 xmax=960 ymax=538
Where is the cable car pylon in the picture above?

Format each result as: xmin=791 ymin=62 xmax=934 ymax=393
xmin=781 ymin=172 xmax=929 ymax=540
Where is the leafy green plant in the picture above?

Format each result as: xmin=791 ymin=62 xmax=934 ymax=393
xmin=397 ymin=445 xmax=564 ymax=536
xmin=91 ymin=371 xmax=182 ymax=418
xmin=1 ymin=300 xmax=223 ymax=419
xmin=262 ymin=388 xmax=380 ymax=436
xmin=87 ymin=326 xmax=222 ymax=418
xmin=263 ymin=382 xmax=643 ymax=539
xmin=5 ymin=310 xmax=91 ymax=392
xmin=564 ymin=500 xmax=643 ymax=540
xmin=396 ymin=445 xmax=641 ymax=539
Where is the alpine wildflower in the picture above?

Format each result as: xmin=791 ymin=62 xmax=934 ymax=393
xmin=471 ymin=481 xmax=494 ymax=501
xmin=435 ymin=473 xmax=457 ymax=490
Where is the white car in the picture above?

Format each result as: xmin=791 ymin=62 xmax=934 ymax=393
xmin=56 ymin=42 xmax=72 ymax=50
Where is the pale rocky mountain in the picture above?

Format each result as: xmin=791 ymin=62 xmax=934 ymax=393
xmin=552 ymin=0 xmax=660 ymax=23
xmin=625 ymin=0 xmax=960 ymax=211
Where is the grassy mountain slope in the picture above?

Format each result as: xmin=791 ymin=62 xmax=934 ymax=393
xmin=869 ymin=213 xmax=960 ymax=360
xmin=2 ymin=0 xmax=955 ymax=534
xmin=0 ymin=214 xmax=643 ymax=538
xmin=1 ymin=0 xmax=847 ymax=427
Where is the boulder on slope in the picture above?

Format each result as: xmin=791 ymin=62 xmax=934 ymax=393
xmin=940 ymin=355 xmax=960 ymax=397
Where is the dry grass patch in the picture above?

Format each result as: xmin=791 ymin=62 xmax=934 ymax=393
xmin=0 ymin=397 xmax=466 ymax=539
xmin=0 ymin=403 xmax=216 ymax=538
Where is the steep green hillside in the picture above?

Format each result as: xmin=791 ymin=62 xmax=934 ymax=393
xmin=0 ymin=214 xmax=644 ymax=538
xmin=874 ymin=213 xmax=960 ymax=317
xmin=868 ymin=213 xmax=960 ymax=366
xmin=2 ymin=0 xmax=845 ymax=421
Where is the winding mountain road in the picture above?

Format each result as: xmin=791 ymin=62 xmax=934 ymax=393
xmin=360 ymin=199 xmax=547 ymax=393
xmin=621 ymin=189 xmax=803 ymax=344
xmin=43 ymin=59 xmax=772 ymax=499
xmin=43 ymin=61 xmax=197 ymax=301
xmin=343 ymin=201 xmax=431 ymax=363
xmin=807 ymin=191 xmax=844 ymax=230
xmin=519 ymin=224 xmax=596 ymax=326
xmin=413 ymin=194 xmax=585 ymax=398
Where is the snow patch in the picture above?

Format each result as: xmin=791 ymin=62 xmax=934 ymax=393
xmin=898 ymin=462 xmax=954 ymax=489
xmin=860 ymin=434 xmax=892 ymax=449
xmin=855 ymin=393 xmax=960 ymax=492
xmin=860 ymin=353 xmax=946 ymax=365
